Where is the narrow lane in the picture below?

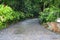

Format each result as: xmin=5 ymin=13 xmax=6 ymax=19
xmin=0 ymin=18 xmax=60 ymax=40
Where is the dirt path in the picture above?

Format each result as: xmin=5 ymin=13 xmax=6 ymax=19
xmin=0 ymin=18 xmax=60 ymax=40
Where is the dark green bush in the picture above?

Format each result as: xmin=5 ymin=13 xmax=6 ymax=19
xmin=1 ymin=0 xmax=42 ymax=17
xmin=1 ymin=0 xmax=60 ymax=18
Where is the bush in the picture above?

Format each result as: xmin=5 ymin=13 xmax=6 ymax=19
xmin=39 ymin=6 xmax=60 ymax=24
xmin=0 ymin=4 xmax=26 ymax=30
xmin=0 ymin=4 xmax=34 ymax=30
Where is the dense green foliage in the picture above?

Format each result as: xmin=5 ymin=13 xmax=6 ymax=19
xmin=1 ymin=0 xmax=60 ymax=17
xmin=39 ymin=6 xmax=60 ymax=23
xmin=0 ymin=4 xmax=34 ymax=30
xmin=0 ymin=4 xmax=24 ymax=29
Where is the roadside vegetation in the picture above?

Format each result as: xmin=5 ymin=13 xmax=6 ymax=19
xmin=0 ymin=0 xmax=60 ymax=30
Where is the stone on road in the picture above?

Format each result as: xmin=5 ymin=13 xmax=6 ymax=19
xmin=0 ymin=18 xmax=60 ymax=40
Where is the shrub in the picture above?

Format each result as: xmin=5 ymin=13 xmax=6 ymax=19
xmin=0 ymin=4 xmax=25 ymax=29
xmin=39 ymin=6 xmax=60 ymax=24
xmin=0 ymin=4 xmax=34 ymax=30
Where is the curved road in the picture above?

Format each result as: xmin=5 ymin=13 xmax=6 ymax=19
xmin=0 ymin=18 xmax=60 ymax=40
